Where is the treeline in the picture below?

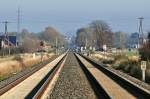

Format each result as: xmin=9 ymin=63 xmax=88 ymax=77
xmin=139 ymin=32 xmax=150 ymax=60
xmin=75 ymin=20 xmax=114 ymax=50
xmin=9 ymin=26 xmax=66 ymax=53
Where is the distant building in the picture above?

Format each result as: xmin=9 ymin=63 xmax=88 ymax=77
xmin=129 ymin=32 xmax=139 ymax=48
xmin=0 ymin=35 xmax=17 ymax=49
xmin=114 ymin=32 xmax=126 ymax=49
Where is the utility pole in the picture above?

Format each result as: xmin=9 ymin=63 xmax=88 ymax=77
xmin=85 ymin=38 xmax=87 ymax=49
xmin=56 ymin=37 xmax=58 ymax=55
xmin=3 ymin=21 xmax=9 ymax=37
xmin=17 ymin=7 xmax=21 ymax=43
xmin=138 ymin=17 xmax=144 ymax=47
xmin=2 ymin=21 xmax=10 ymax=56
xmin=3 ymin=21 xmax=10 ymax=45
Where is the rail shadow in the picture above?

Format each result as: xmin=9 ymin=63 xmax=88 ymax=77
xmin=79 ymin=53 xmax=150 ymax=99
xmin=74 ymin=53 xmax=111 ymax=99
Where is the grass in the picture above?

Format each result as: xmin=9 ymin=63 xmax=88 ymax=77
xmin=0 ymin=53 xmax=54 ymax=82
xmin=112 ymin=53 xmax=142 ymax=79
xmin=91 ymin=51 xmax=148 ymax=82
xmin=125 ymin=50 xmax=139 ymax=57
xmin=0 ymin=75 xmax=5 ymax=81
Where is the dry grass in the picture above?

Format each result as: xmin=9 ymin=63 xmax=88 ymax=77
xmin=0 ymin=61 xmax=21 ymax=75
xmin=0 ymin=53 xmax=54 ymax=77
xmin=91 ymin=52 xmax=114 ymax=61
xmin=128 ymin=56 xmax=139 ymax=61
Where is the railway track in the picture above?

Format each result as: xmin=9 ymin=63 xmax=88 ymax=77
xmin=75 ymin=53 xmax=150 ymax=99
xmin=0 ymin=51 xmax=150 ymax=99
xmin=0 ymin=53 xmax=67 ymax=99
xmin=25 ymin=54 xmax=67 ymax=99
xmin=0 ymin=55 xmax=58 ymax=95
xmin=48 ymin=52 xmax=150 ymax=99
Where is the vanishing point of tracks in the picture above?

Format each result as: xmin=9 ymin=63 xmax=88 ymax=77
xmin=0 ymin=51 xmax=150 ymax=99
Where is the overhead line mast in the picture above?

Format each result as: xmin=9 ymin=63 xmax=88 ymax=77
xmin=138 ymin=17 xmax=144 ymax=46
xmin=17 ymin=7 xmax=21 ymax=41
xmin=2 ymin=21 xmax=10 ymax=40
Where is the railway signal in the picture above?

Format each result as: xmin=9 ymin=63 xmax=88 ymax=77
xmin=141 ymin=61 xmax=146 ymax=82
xmin=103 ymin=45 xmax=107 ymax=59
xmin=39 ymin=41 xmax=45 ymax=62
xmin=40 ymin=41 xmax=44 ymax=47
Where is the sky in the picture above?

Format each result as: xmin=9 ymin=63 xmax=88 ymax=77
xmin=0 ymin=0 xmax=150 ymax=36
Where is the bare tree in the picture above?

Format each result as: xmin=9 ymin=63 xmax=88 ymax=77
xmin=147 ymin=32 xmax=150 ymax=48
xmin=114 ymin=32 xmax=126 ymax=49
xmin=39 ymin=27 xmax=66 ymax=47
xmin=76 ymin=27 xmax=94 ymax=48
xmin=90 ymin=20 xmax=113 ymax=49
xmin=20 ymin=29 xmax=40 ymax=52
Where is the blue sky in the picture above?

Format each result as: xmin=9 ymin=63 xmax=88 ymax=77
xmin=0 ymin=0 xmax=150 ymax=35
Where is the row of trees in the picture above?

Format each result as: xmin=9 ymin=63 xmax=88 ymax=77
xmin=9 ymin=26 xmax=66 ymax=53
xmin=75 ymin=20 xmax=114 ymax=50
xmin=38 ymin=27 xmax=66 ymax=47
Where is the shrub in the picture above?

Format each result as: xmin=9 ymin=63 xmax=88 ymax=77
xmin=102 ymin=60 xmax=114 ymax=64
xmin=139 ymin=47 xmax=150 ymax=61
xmin=130 ymin=65 xmax=141 ymax=79
xmin=114 ymin=54 xmax=128 ymax=61
xmin=112 ymin=64 xmax=120 ymax=69
xmin=124 ymin=65 xmax=131 ymax=73
xmin=0 ymin=75 xmax=4 ymax=81
xmin=118 ymin=61 xmax=128 ymax=70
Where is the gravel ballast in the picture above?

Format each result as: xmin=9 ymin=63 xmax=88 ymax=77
xmin=49 ymin=53 xmax=97 ymax=99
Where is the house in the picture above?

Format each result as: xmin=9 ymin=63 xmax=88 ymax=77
xmin=0 ymin=35 xmax=17 ymax=49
